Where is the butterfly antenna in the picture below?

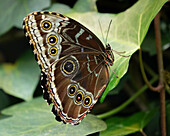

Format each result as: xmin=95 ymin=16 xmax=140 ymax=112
xmin=105 ymin=19 xmax=112 ymax=44
xmin=111 ymin=49 xmax=130 ymax=57
xmin=98 ymin=19 xmax=106 ymax=45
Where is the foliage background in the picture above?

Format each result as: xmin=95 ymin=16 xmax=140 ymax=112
xmin=0 ymin=0 xmax=169 ymax=136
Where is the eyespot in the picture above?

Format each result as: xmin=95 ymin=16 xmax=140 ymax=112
xmin=83 ymin=95 xmax=92 ymax=108
xmin=41 ymin=20 xmax=52 ymax=31
xmin=49 ymin=47 xmax=58 ymax=56
xmin=74 ymin=91 xmax=84 ymax=105
xmin=62 ymin=60 xmax=75 ymax=75
xmin=67 ymin=84 xmax=77 ymax=98
xmin=48 ymin=35 xmax=58 ymax=45
xmin=60 ymin=56 xmax=79 ymax=77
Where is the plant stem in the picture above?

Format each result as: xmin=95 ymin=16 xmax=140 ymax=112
xmin=97 ymin=76 xmax=158 ymax=119
xmin=154 ymin=12 xmax=166 ymax=136
xmin=140 ymin=130 xmax=147 ymax=136
xmin=139 ymin=49 xmax=162 ymax=92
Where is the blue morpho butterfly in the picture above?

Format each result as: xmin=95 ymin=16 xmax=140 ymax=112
xmin=23 ymin=11 xmax=127 ymax=125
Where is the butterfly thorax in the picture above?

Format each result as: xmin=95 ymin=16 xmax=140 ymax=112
xmin=104 ymin=44 xmax=114 ymax=66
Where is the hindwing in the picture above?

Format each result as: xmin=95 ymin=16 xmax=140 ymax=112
xmin=47 ymin=53 xmax=109 ymax=124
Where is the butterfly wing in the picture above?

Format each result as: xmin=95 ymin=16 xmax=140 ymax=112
xmin=47 ymin=53 xmax=109 ymax=124
xmin=23 ymin=12 xmax=63 ymax=72
xmin=23 ymin=11 xmax=106 ymax=70
xmin=23 ymin=11 xmax=110 ymax=124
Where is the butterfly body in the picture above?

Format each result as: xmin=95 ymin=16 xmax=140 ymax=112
xmin=23 ymin=11 xmax=114 ymax=125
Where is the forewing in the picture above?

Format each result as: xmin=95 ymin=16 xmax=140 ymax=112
xmin=23 ymin=11 xmax=106 ymax=72
xmin=23 ymin=12 xmax=63 ymax=72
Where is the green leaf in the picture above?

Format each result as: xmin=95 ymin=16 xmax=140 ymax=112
xmin=101 ymin=109 xmax=157 ymax=136
xmin=59 ymin=0 xmax=167 ymax=102
xmin=46 ymin=3 xmax=71 ymax=14
xmin=0 ymin=0 xmax=51 ymax=36
xmin=99 ymin=0 xmax=168 ymax=102
xmin=47 ymin=0 xmax=97 ymax=14
xmin=73 ymin=0 xmax=97 ymax=12
xmin=0 ymin=97 xmax=106 ymax=136
xmin=1 ymin=0 xmax=167 ymax=102
xmin=0 ymin=51 xmax=40 ymax=101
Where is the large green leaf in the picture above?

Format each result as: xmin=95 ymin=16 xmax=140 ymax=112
xmin=100 ymin=0 xmax=167 ymax=101
xmin=46 ymin=3 xmax=71 ymax=14
xmin=0 ymin=0 xmax=167 ymax=102
xmin=32 ymin=0 xmax=168 ymax=102
xmin=58 ymin=0 xmax=167 ymax=102
xmin=0 ymin=97 xmax=106 ymax=136
xmin=0 ymin=51 xmax=40 ymax=100
xmin=100 ymin=109 xmax=157 ymax=136
xmin=73 ymin=0 xmax=97 ymax=12
xmin=0 ymin=0 xmax=51 ymax=36
xmin=47 ymin=0 xmax=97 ymax=13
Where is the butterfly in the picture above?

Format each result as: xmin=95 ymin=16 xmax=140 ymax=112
xmin=23 ymin=11 xmax=115 ymax=125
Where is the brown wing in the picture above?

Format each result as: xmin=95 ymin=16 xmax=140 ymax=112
xmin=23 ymin=11 xmax=106 ymax=72
xmin=23 ymin=11 xmax=109 ymax=125
xmin=47 ymin=53 xmax=109 ymax=124
xmin=23 ymin=12 xmax=63 ymax=72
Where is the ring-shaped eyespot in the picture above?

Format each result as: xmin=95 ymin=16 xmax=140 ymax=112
xmin=83 ymin=95 xmax=92 ymax=108
xmin=74 ymin=91 xmax=84 ymax=105
xmin=49 ymin=47 xmax=58 ymax=56
xmin=48 ymin=35 xmax=58 ymax=45
xmin=67 ymin=84 xmax=77 ymax=97
xmin=60 ymin=56 xmax=79 ymax=77
xmin=62 ymin=60 xmax=75 ymax=75
xmin=41 ymin=20 xmax=52 ymax=31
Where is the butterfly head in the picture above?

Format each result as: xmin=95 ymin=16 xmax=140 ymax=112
xmin=105 ymin=44 xmax=114 ymax=66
